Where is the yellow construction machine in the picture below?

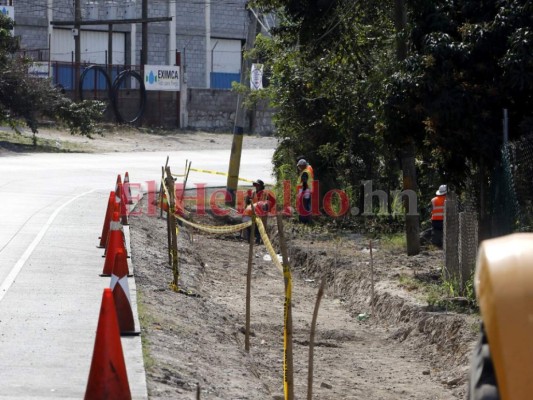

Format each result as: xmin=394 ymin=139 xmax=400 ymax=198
xmin=469 ymin=233 xmax=533 ymax=400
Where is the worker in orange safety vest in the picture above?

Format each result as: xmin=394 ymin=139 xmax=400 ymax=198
xmin=297 ymin=155 xmax=314 ymax=179
xmin=296 ymin=159 xmax=314 ymax=223
xmin=242 ymin=179 xmax=275 ymax=243
xmin=430 ymin=184 xmax=447 ymax=247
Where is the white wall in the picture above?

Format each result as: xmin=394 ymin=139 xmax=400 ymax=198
xmin=51 ymin=28 xmax=126 ymax=65
xmin=211 ymin=39 xmax=241 ymax=73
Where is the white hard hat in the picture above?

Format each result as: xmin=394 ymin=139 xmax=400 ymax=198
xmin=297 ymin=159 xmax=307 ymax=167
xmin=436 ymin=184 xmax=447 ymax=195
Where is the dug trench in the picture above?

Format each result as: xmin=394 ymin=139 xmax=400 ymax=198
xmin=130 ymin=194 xmax=478 ymax=399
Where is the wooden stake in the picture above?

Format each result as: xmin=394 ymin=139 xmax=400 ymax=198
xmin=245 ymin=214 xmax=255 ymax=352
xmin=307 ymin=276 xmax=326 ymax=400
xmin=159 ymin=156 xmax=169 ymax=219
xmin=370 ymin=240 xmax=375 ymax=318
xmin=159 ymin=166 xmax=164 ymax=220
xmin=166 ymin=166 xmax=179 ymax=288
xmin=180 ymin=160 xmax=192 ymax=205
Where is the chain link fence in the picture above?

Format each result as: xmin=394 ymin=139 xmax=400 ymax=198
xmin=443 ymin=192 xmax=478 ymax=295
xmin=499 ymin=135 xmax=533 ymax=232
xmin=443 ymin=134 xmax=533 ymax=295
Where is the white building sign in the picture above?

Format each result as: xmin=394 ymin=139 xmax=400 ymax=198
xmin=144 ymin=65 xmax=180 ymax=91
xmin=250 ymin=63 xmax=263 ymax=90
xmin=28 ymin=62 xmax=50 ymax=79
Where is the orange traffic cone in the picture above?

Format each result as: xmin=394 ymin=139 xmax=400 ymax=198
xmin=116 ymin=182 xmax=129 ymax=226
xmin=111 ymin=249 xmax=137 ymax=335
xmin=101 ymin=212 xmax=128 ymax=276
xmin=115 ymin=174 xmax=122 ymax=194
xmin=98 ymin=191 xmax=116 ymax=248
xmin=124 ymin=172 xmax=133 ymax=205
xmin=85 ymin=288 xmax=131 ymax=400
xmin=103 ymin=203 xmax=124 ymax=255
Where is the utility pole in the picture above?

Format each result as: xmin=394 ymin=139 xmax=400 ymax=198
xmin=169 ymin=0 xmax=176 ymax=65
xmin=74 ymin=0 xmax=81 ymax=98
xmin=48 ymin=0 xmax=53 ymax=78
xmin=107 ymin=23 xmax=113 ymax=75
xmin=205 ymin=0 xmax=211 ymax=87
xmin=225 ymin=9 xmax=261 ymax=206
xmin=141 ymin=0 xmax=148 ymax=68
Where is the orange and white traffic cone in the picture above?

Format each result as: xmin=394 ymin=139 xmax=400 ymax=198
xmin=101 ymin=212 xmax=128 ymax=276
xmin=124 ymin=172 xmax=133 ymax=205
xmin=84 ymin=288 xmax=131 ymax=400
xmin=104 ymin=203 xmax=124 ymax=254
xmin=116 ymin=182 xmax=129 ymax=226
xmin=115 ymin=174 xmax=122 ymax=194
xmin=111 ymin=249 xmax=137 ymax=335
xmin=98 ymin=191 xmax=116 ymax=249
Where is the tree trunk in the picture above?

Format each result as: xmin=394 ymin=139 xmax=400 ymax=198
xmin=394 ymin=0 xmax=419 ymax=255
xmin=401 ymin=142 xmax=420 ymax=255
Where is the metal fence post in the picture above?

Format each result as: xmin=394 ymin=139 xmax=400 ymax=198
xmin=444 ymin=191 xmax=459 ymax=283
xmin=459 ymin=211 xmax=478 ymax=294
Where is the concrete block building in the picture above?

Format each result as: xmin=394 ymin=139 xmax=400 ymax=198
xmin=9 ymin=0 xmax=248 ymax=88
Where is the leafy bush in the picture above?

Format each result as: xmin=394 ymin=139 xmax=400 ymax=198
xmin=0 ymin=14 xmax=105 ymax=138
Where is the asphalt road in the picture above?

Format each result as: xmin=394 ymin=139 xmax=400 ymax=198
xmin=0 ymin=148 xmax=274 ymax=399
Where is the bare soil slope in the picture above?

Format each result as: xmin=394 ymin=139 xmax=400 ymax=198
xmin=130 ymin=202 xmax=478 ymax=399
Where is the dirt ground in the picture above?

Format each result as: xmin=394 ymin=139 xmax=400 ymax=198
xmin=0 ymin=125 xmax=276 ymax=153
xmin=129 ymin=199 xmax=478 ymax=400
xmin=1 ymin=126 xmax=478 ymax=399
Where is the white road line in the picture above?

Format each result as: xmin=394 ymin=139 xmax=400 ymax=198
xmin=0 ymin=189 xmax=96 ymax=303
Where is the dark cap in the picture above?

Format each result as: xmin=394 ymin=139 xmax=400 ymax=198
xmin=253 ymin=179 xmax=265 ymax=187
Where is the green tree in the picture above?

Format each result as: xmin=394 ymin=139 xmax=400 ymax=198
xmin=251 ymin=0 xmax=396 ymax=200
xmin=383 ymin=0 xmax=533 ymax=236
xmin=0 ymin=14 xmax=104 ymax=140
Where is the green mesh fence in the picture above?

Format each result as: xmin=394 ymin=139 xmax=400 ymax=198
xmin=496 ymin=135 xmax=533 ymax=233
xmin=507 ymin=135 xmax=533 ymax=232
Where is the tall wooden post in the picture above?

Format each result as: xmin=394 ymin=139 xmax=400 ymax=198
xmin=225 ymin=9 xmax=261 ymax=205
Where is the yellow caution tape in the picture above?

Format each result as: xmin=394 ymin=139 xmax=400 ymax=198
xmin=176 ymin=214 xmax=252 ymax=234
xmin=255 ymin=216 xmax=291 ymax=395
xmin=189 ymin=167 xmax=255 ymax=183
xmin=256 ymin=217 xmax=283 ymax=274
xmin=283 ymin=264 xmax=292 ymax=399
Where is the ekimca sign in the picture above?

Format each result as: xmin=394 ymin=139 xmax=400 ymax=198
xmin=144 ymin=65 xmax=180 ymax=91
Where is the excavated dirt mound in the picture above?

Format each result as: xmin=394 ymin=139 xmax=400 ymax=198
xmin=130 ymin=196 xmax=479 ymax=399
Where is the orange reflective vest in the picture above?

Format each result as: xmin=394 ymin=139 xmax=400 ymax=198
xmin=296 ymin=166 xmax=314 ymax=194
xmin=243 ymin=189 xmax=275 ymax=217
xmin=431 ymin=195 xmax=446 ymax=221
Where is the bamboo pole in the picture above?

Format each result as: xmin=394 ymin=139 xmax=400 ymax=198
xmin=307 ymin=277 xmax=326 ymax=400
